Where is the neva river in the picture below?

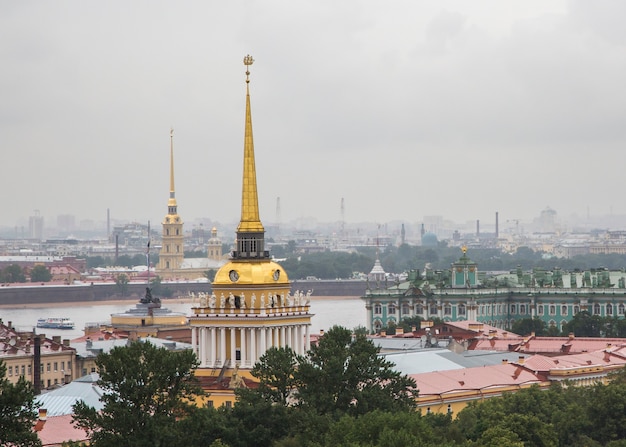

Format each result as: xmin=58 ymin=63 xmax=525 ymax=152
xmin=0 ymin=297 xmax=365 ymax=340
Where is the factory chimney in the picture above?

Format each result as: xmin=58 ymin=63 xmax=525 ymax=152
xmin=495 ymin=211 xmax=499 ymax=239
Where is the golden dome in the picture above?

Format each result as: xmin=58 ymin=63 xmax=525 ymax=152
xmin=213 ymin=259 xmax=289 ymax=286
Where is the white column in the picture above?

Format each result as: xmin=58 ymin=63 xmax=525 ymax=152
xmin=210 ymin=327 xmax=217 ymax=368
xmin=220 ymin=327 xmax=226 ymax=367
xmin=250 ymin=328 xmax=257 ymax=366
xmin=191 ymin=326 xmax=197 ymax=356
xmin=199 ymin=328 xmax=206 ymax=366
xmin=305 ymin=325 xmax=311 ymax=352
xmin=280 ymin=326 xmax=286 ymax=348
xmin=230 ymin=328 xmax=236 ymax=367
xmin=294 ymin=325 xmax=302 ymax=355
xmin=286 ymin=326 xmax=293 ymax=349
xmin=240 ymin=328 xmax=247 ymax=368
xmin=260 ymin=327 xmax=267 ymax=358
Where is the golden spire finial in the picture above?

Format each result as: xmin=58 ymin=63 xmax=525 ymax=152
xmin=168 ymin=128 xmax=177 ymax=210
xmin=244 ymin=54 xmax=254 ymax=83
xmin=237 ymin=54 xmax=264 ymax=234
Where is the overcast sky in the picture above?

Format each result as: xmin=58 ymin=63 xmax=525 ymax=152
xmin=2 ymin=1 xmax=626 ymax=232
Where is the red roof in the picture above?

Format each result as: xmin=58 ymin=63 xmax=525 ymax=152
xmin=36 ymin=415 xmax=89 ymax=446
xmin=472 ymin=336 xmax=626 ymax=355
xmin=410 ymin=363 xmax=546 ymax=397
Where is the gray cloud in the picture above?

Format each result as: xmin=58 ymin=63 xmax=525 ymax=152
xmin=1 ymin=1 xmax=624 ymax=233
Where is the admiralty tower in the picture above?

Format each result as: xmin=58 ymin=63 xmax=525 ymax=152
xmin=190 ymin=56 xmax=312 ymax=404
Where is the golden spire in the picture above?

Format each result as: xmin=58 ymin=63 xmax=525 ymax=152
xmin=237 ymin=55 xmax=264 ymax=233
xmin=168 ymin=128 xmax=177 ymax=209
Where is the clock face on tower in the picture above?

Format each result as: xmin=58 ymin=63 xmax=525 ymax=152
xmin=229 ymin=270 xmax=239 ymax=282
xmin=273 ymin=269 xmax=281 ymax=281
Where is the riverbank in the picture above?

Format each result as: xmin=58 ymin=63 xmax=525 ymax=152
xmin=0 ymin=295 xmax=361 ymax=310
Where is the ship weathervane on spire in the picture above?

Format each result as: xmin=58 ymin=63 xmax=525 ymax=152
xmin=244 ymin=54 xmax=254 ymax=83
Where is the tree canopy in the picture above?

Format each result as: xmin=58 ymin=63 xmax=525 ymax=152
xmin=72 ymin=341 xmax=202 ymax=447
xmin=0 ymin=360 xmax=41 ymax=447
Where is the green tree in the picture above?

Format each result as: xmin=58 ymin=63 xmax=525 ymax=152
xmin=114 ymin=273 xmax=129 ymax=296
xmin=150 ymin=276 xmax=173 ymax=298
xmin=0 ymin=360 xmax=41 ymax=447
xmin=563 ymin=311 xmax=603 ymax=337
xmin=204 ymin=269 xmax=217 ymax=282
xmin=295 ymin=326 xmax=417 ymax=417
xmin=511 ymin=317 xmax=548 ymax=336
xmin=245 ymin=346 xmax=298 ymax=405
xmin=1 ymin=264 xmax=27 ymax=283
xmin=72 ymin=341 xmax=203 ymax=447
xmin=30 ymin=265 xmax=52 ymax=282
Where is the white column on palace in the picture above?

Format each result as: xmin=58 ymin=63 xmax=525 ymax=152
xmin=260 ymin=327 xmax=267 ymax=358
xmin=199 ymin=328 xmax=206 ymax=366
xmin=230 ymin=328 xmax=236 ymax=366
xmin=250 ymin=328 xmax=257 ymax=366
xmin=220 ymin=328 xmax=226 ymax=367
xmin=240 ymin=328 xmax=247 ymax=367
xmin=210 ymin=327 xmax=217 ymax=368
xmin=191 ymin=326 xmax=197 ymax=356
xmin=305 ymin=325 xmax=311 ymax=351
xmin=295 ymin=325 xmax=302 ymax=355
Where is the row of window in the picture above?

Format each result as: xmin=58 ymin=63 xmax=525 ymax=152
xmin=373 ymin=302 xmax=626 ymax=318
xmin=373 ymin=303 xmax=466 ymax=316
xmin=6 ymin=360 xmax=71 ymax=377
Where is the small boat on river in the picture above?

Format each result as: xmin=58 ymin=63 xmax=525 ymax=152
xmin=36 ymin=317 xmax=75 ymax=330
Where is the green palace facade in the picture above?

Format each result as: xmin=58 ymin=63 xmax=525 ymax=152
xmin=362 ymin=248 xmax=626 ymax=333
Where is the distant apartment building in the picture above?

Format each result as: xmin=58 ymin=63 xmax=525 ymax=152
xmin=29 ymin=212 xmax=44 ymax=240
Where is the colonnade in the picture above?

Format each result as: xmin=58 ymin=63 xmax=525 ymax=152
xmin=191 ymin=323 xmax=311 ymax=368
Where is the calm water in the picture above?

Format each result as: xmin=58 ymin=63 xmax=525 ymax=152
xmin=0 ymin=297 xmax=365 ymax=340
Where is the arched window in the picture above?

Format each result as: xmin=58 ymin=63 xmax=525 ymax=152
xmin=388 ymin=303 xmax=396 ymax=314
xmin=619 ymin=304 xmax=625 ymax=315
xmin=458 ymin=304 xmax=466 ymax=316
xmin=402 ymin=304 xmax=410 ymax=315
xmin=607 ymin=303 xmax=613 ymax=316
xmin=574 ymin=305 xmax=580 ymax=314
xmin=374 ymin=303 xmax=382 ymax=315
xmin=549 ymin=305 xmax=556 ymax=316
xmin=510 ymin=304 xmax=516 ymax=314
xmin=374 ymin=320 xmax=382 ymax=331
xmin=429 ymin=304 xmax=438 ymax=315
xmin=415 ymin=304 xmax=423 ymax=314
xmin=519 ymin=305 xmax=526 ymax=315
xmin=444 ymin=304 xmax=452 ymax=315
xmin=538 ymin=305 xmax=544 ymax=315
xmin=561 ymin=305 xmax=568 ymax=316
xmin=594 ymin=303 xmax=601 ymax=315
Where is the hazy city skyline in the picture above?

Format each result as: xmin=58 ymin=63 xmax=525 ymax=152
xmin=3 ymin=1 xmax=626 ymax=230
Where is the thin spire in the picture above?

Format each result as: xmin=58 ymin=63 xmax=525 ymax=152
xmin=166 ymin=128 xmax=178 ymax=216
xmin=169 ymin=128 xmax=175 ymax=199
xmin=237 ymin=54 xmax=264 ymax=233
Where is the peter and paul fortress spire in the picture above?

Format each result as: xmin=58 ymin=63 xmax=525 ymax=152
xmin=157 ymin=129 xmax=184 ymax=272
xmin=190 ymin=56 xmax=312 ymax=404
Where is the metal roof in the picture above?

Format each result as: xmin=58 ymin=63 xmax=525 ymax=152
xmin=35 ymin=373 xmax=104 ymax=417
